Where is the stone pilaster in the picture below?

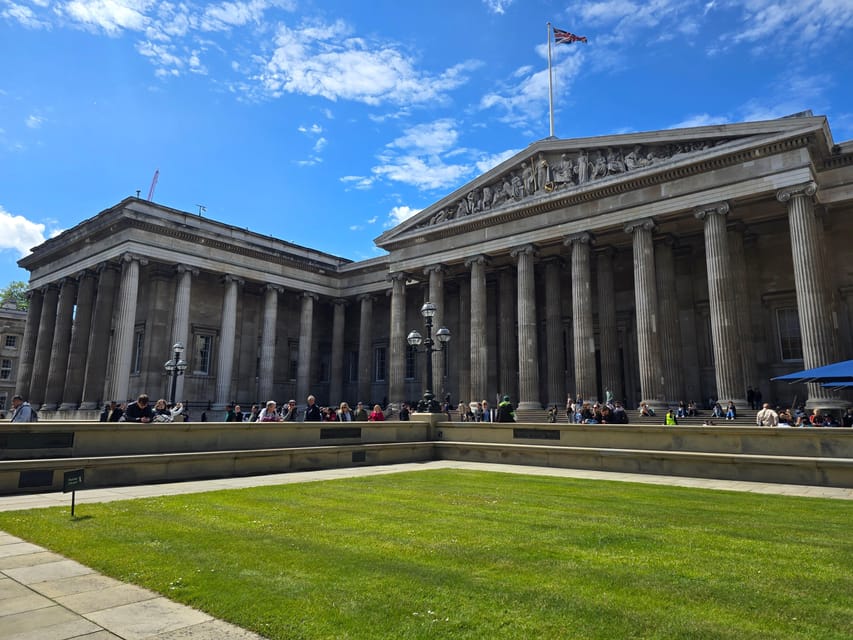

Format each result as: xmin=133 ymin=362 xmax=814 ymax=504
xmin=357 ymin=294 xmax=374 ymax=403
xmin=465 ymin=255 xmax=489 ymax=403
xmin=214 ymin=274 xmax=243 ymax=409
xmin=596 ymin=247 xmax=622 ymax=403
xmin=296 ymin=291 xmax=317 ymax=404
xmin=14 ymin=287 xmax=44 ymax=400
xmin=59 ymin=271 xmax=97 ymax=411
xmin=566 ymin=232 xmax=596 ymax=403
xmin=777 ymin=182 xmax=842 ymax=408
xmin=624 ymin=218 xmax=664 ymax=409
xmin=425 ymin=265 xmax=446 ymax=399
xmin=387 ymin=272 xmax=407 ymax=408
xmin=80 ymin=262 xmax=120 ymax=409
xmin=107 ymin=254 xmax=147 ymax=405
xmin=330 ymin=298 xmax=346 ymax=405
xmin=28 ymin=284 xmax=60 ymax=408
xmin=511 ymin=243 xmax=541 ymax=410
xmin=259 ymin=284 xmax=282 ymax=403
xmin=654 ymin=235 xmax=684 ymax=404
xmin=695 ymin=202 xmax=746 ymax=407
xmin=498 ymin=268 xmax=517 ymax=402
xmin=543 ymin=257 xmax=564 ymax=407
xmin=170 ymin=265 xmax=197 ymax=404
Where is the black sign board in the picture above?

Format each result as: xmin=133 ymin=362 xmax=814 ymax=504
xmin=63 ymin=469 xmax=84 ymax=493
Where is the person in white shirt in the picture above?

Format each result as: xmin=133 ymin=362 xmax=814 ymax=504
xmin=756 ymin=403 xmax=779 ymax=427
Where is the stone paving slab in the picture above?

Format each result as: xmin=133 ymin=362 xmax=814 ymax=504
xmin=55 ymin=583 xmax=158 ymax=614
xmin=1 ymin=604 xmax=101 ymax=639
xmin=3 ymin=559 xmax=95 ymax=586
xmin=84 ymin=597 xmax=213 ymax=640
xmin=0 ymin=551 xmax=65 ymax=571
xmin=152 ymin=619 xmax=271 ymax=639
xmin=34 ymin=573 xmax=125 ymax=599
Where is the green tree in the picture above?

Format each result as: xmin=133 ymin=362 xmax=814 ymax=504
xmin=0 ymin=280 xmax=29 ymax=310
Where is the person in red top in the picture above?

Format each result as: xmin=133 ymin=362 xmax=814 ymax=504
xmin=368 ymin=404 xmax=385 ymax=421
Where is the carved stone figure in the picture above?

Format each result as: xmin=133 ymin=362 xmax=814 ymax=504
xmin=606 ymin=148 xmax=625 ymax=174
xmin=591 ymin=151 xmax=607 ymax=180
xmin=481 ymin=185 xmax=492 ymax=210
xmin=624 ymin=145 xmax=642 ymax=171
xmin=553 ymin=153 xmax=573 ymax=186
xmin=467 ymin=190 xmax=478 ymax=214
xmin=575 ymin=149 xmax=589 ymax=184
xmin=521 ymin=162 xmax=535 ymax=196
xmin=456 ymin=198 xmax=468 ymax=218
xmin=536 ymin=153 xmax=550 ymax=192
xmin=511 ymin=172 xmax=524 ymax=199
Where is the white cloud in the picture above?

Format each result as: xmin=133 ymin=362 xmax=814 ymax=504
xmin=482 ymin=0 xmax=515 ymax=14
xmin=313 ymin=136 xmax=327 ymax=152
xmin=387 ymin=119 xmax=459 ymax=155
xmin=340 ymin=175 xmax=374 ymax=190
xmin=25 ymin=114 xmax=45 ymax=128
xmin=386 ymin=205 xmax=421 ymax=228
xmin=0 ymin=205 xmax=47 ymax=256
xmin=475 ymin=148 xmax=519 ymax=174
xmin=669 ymin=113 xmax=730 ymax=128
xmin=372 ymin=154 xmax=471 ymax=191
xmin=61 ymin=0 xmax=153 ymax=35
xmin=199 ymin=0 xmax=291 ymax=32
xmin=729 ymin=1 xmax=853 ymax=48
xmin=2 ymin=2 xmax=50 ymax=28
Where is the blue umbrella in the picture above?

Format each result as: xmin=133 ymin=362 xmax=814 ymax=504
xmin=773 ymin=359 xmax=853 ymax=383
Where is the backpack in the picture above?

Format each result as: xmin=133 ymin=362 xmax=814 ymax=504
xmin=29 ymin=406 xmax=38 ymax=422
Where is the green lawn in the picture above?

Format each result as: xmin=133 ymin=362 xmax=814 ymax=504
xmin=1 ymin=470 xmax=851 ymax=639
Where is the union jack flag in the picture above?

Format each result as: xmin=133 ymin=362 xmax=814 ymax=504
xmin=553 ymin=27 xmax=588 ymax=44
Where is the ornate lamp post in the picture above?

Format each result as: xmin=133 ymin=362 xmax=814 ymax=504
xmin=164 ymin=342 xmax=188 ymax=406
xmin=407 ymin=302 xmax=451 ymax=412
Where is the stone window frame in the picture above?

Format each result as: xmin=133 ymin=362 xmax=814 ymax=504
xmin=131 ymin=327 xmax=144 ymax=374
xmin=405 ymin=344 xmax=417 ymax=381
xmin=0 ymin=358 xmax=10 ymax=380
xmin=288 ymin=341 xmax=299 ymax=381
xmin=775 ymin=307 xmax=803 ymax=362
xmin=761 ymin=291 xmax=804 ymax=363
xmin=374 ymin=345 xmax=387 ymax=383
xmin=192 ymin=330 xmax=216 ymax=376
xmin=0 ymin=394 xmax=5 ymax=411
xmin=318 ymin=342 xmax=331 ymax=383
xmin=4 ymin=335 xmax=16 ymax=349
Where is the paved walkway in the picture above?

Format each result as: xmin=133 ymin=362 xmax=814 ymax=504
xmin=1 ymin=462 xmax=851 ymax=639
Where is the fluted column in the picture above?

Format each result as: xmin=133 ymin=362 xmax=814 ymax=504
xmin=777 ymin=182 xmax=842 ymax=408
xmin=544 ymin=258 xmax=564 ymax=407
xmin=214 ymin=274 xmax=242 ymax=409
xmin=59 ymin=271 xmax=97 ymax=410
xmin=80 ymin=263 xmax=120 ymax=409
xmin=465 ymin=256 xmax=489 ymax=403
xmin=29 ymin=284 xmax=60 ymax=408
xmin=357 ymin=294 xmax=373 ymax=403
xmin=14 ymin=288 xmax=44 ymax=400
xmin=511 ymin=244 xmax=541 ymax=410
xmin=654 ymin=235 xmax=684 ymax=404
xmin=259 ymin=284 xmax=282 ymax=403
xmin=728 ymin=224 xmax=757 ymax=394
xmin=695 ymin=202 xmax=746 ymax=407
xmin=498 ymin=268 xmax=517 ymax=401
xmin=596 ymin=247 xmax=622 ymax=403
xmin=457 ymin=279 xmax=471 ymax=406
xmin=295 ymin=291 xmax=317 ymax=403
xmin=107 ymin=254 xmax=146 ymax=405
xmin=566 ymin=232 xmax=596 ymax=403
xmin=169 ymin=265 xmax=197 ymax=404
xmin=330 ymin=298 xmax=346 ymax=405
xmin=624 ymin=218 xmax=664 ymax=409
xmin=388 ymin=272 xmax=407 ymax=407
xmin=425 ymin=265 xmax=446 ymax=399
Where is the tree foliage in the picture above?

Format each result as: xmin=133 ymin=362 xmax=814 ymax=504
xmin=0 ymin=280 xmax=29 ymax=310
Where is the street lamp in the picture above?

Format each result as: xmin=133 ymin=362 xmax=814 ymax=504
xmin=164 ymin=342 xmax=188 ymax=406
xmin=407 ymin=302 xmax=451 ymax=412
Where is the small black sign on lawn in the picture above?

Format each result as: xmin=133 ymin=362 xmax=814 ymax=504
xmin=63 ymin=469 xmax=84 ymax=517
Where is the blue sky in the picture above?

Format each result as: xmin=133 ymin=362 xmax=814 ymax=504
xmin=1 ymin=0 xmax=852 ymax=288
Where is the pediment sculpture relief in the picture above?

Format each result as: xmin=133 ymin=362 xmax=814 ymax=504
xmin=419 ymin=139 xmax=728 ymax=228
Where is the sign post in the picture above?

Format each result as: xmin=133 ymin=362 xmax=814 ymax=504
xmin=63 ymin=469 xmax=84 ymax=517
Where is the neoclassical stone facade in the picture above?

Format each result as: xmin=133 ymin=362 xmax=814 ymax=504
xmin=15 ymin=113 xmax=853 ymax=416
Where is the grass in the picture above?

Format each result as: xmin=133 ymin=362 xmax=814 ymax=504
xmin=0 ymin=469 xmax=851 ymax=639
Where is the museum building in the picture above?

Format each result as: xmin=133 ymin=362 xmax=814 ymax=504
xmin=13 ymin=113 xmax=853 ymax=417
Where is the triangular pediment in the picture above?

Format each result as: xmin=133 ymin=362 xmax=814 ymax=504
xmin=375 ymin=114 xmax=829 ymax=248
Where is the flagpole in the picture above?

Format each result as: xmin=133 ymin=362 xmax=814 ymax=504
xmin=547 ymin=22 xmax=555 ymax=137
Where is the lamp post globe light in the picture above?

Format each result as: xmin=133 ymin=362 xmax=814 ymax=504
xmin=407 ymin=302 xmax=451 ymax=412
xmin=164 ymin=342 xmax=188 ymax=406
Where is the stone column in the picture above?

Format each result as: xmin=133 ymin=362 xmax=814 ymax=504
xmin=728 ymin=224 xmax=758 ymax=395
xmin=107 ymin=254 xmax=147 ymax=405
xmin=566 ymin=232 xmax=596 ymax=403
xmin=81 ymin=263 xmax=120 ymax=409
xmin=214 ymin=274 xmax=242 ymax=409
xmin=624 ymin=218 xmax=664 ymax=409
xmin=596 ymin=247 xmax=622 ymax=403
xmin=296 ymin=292 xmax=317 ymax=403
xmin=543 ymin=258 xmax=564 ymax=407
xmin=28 ymin=284 xmax=60 ymax=408
xmin=654 ymin=235 xmax=684 ymax=404
xmin=387 ymin=272 xmax=407 ymax=407
xmin=14 ymin=288 xmax=44 ymax=400
xmin=259 ymin=284 xmax=282 ymax=403
xmin=330 ymin=298 xmax=346 ymax=405
xmin=465 ymin=255 xmax=489 ymax=403
xmin=498 ymin=269 xmax=517 ymax=401
xmin=357 ymin=294 xmax=373 ymax=403
xmin=457 ymin=279 xmax=471 ymax=407
xmin=170 ymin=265 xmax=197 ymax=404
xmin=425 ymin=265 xmax=446 ymax=399
xmin=694 ymin=202 xmax=746 ymax=407
xmin=777 ymin=182 xmax=842 ymax=408
xmin=59 ymin=271 xmax=97 ymax=411
xmin=511 ymin=244 xmax=541 ymax=410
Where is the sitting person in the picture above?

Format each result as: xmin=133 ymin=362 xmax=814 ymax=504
xmin=725 ymin=401 xmax=737 ymax=420
xmin=639 ymin=402 xmax=655 ymax=417
xmin=711 ymin=403 xmax=724 ymax=418
xmin=259 ymin=400 xmax=282 ymax=422
xmin=687 ymin=401 xmax=699 ymax=417
xmin=676 ymin=401 xmax=688 ymax=419
xmin=664 ymin=408 xmax=678 ymax=425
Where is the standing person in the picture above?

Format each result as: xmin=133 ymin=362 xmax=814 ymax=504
xmin=259 ymin=400 xmax=282 ymax=422
xmin=100 ymin=401 xmax=123 ymax=422
xmin=124 ymin=394 xmax=154 ymax=423
xmin=338 ymin=402 xmax=353 ymax=421
xmin=753 ymin=387 xmax=763 ymax=410
xmin=756 ymin=403 xmax=779 ymax=427
xmin=368 ymin=404 xmax=385 ymax=421
xmin=10 ymin=395 xmax=37 ymax=422
xmin=353 ymin=402 xmax=369 ymax=421
xmin=398 ymin=402 xmax=410 ymax=421
xmin=481 ymin=400 xmax=492 ymax=422
xmin=304 ymin=395 xmax=322 ymax=421
xmin=233 ymin=404 xmax=244 ymax=422
xmin=224 ymin=404 xmax=237 ymax=422
xmin=746 ymin=387 xmax=755 ymax=411
xmin=282 ymin=400 xmax=299 ymax=421
xmin=495 ymin=395 xmax=515 ymax=423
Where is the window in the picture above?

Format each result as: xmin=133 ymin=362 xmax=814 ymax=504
xmin=195 ymin=334 xmax=213 ymax=374
xmin=0 ymin=394 xmax=6 ymax=410
xmin=289 ymin=343 xmax=299 ymax=381
xmin=132 ymin=330 xmax=144 ymax=373
xmin=777 ymin=308 xmax=803 ymax=361
xmin=4 ymin=335 xmax=16 ymax=348
xmin=374 ymin=346 xmax=387 ymax=382
xmin=0 ymin=359 xmax=11 ymax=380
xmin=405 ymin=345 xmax=417 ymax=380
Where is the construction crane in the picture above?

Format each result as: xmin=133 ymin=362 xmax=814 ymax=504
xmin=147 ymin=169 xmax=160 ymax=201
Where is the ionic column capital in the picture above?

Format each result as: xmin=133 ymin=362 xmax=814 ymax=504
xmin=464 ymin=254 xmax=490 ymax=269
xmin=358 ymin=293 xmax=374 ymax=304
xmin=221 ymin=274 xmax=244 ymax=287
xmin=262 ymin=283 xmax=284 ymax=295
xmin=423 ymin=264 xmax=445 ymax=276
xmin=120 ymin=253 xmax=148 ymax=267
xmin=386 ymin=271 xmax=408 ymax=283
xmin=624 ymin=217 xmax=656 ymax=234
xmin=332 ymin=298 xmax=348 ymax=307
xmin=301 ymin=291 xmax=319 ymax=302
xmin=776 ymin=181 xmax=817 ymax=203
xmin=176 ymin=264 xmax=200 ymax=277
xmin=510 ymin=243 xmax=538 ymax=260
xmin=693 ymin=201 xmax=730 ymax=221
xmin=563 ymin=232 xmax=595 ymax=247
